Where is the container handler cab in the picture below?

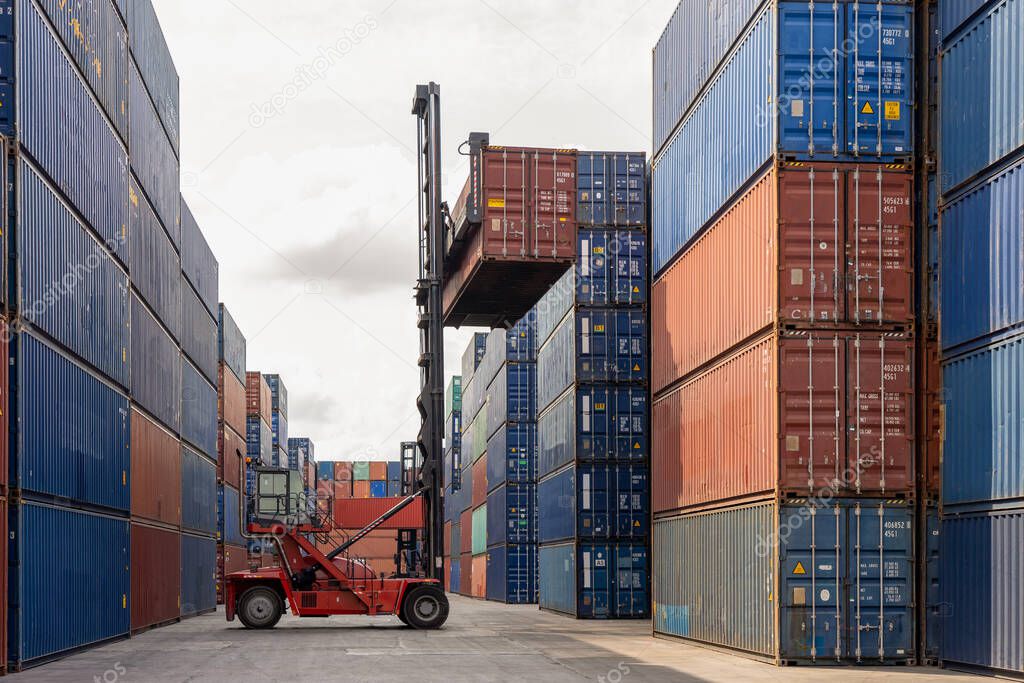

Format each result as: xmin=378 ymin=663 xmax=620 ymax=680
xmin=225 ymin=466 xmax=449 ymax=629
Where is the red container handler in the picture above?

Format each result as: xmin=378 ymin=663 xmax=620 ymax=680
xmin=652 ymin=163 xmax=915 ymax=394
xmin=217 ymin=424 xmax=245 ymax=489
xmin=333 ymin=497 xmax=425 ymax=529
xmin=244 ymin=372 xmax=272 ymax=424
xmin=444 ymin=141 xmax=577 ymax=328
xmin=130 ymin=408 xmax=182 ymax=527
xmin=218 ymin=363 xmax=246 ymax=435
xmin=131 ymin=522 xmax=181 ymax=632
xmin=652 ymin=329 xmax=916 ymax=514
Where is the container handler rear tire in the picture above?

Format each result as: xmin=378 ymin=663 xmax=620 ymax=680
xmin=401 ymin=585 xmax=449 ymax=629
xmin=238 ymin=587 xmax=283 ymax=629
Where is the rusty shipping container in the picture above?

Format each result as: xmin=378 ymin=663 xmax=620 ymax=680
xmin=471 ymin=554 xmax=487 ymax=599
xmin=653 ymin=330 xmax=915 ymax=514
xmin=445 ymin=140 xmax=576 ymax=327
xmin=131 ymin=523 xmax=181 ymax=632
xmin=218 ymin=363 xmax=246 ymax=436
xmin=244 ymin=372 xmax=272 ymax=424
xmin=459 ymin=553 xmax=473 ymax=597
xmin=131 ymin=408 xmax=182 ymax=527
xmin=369 ymin=461 xmax=387 ymax=481
xmin=459 ymin=509 xmax=473 ymax=555
xmin=217 ymin=425 xmax=245 ymax=490
xmin=351 ymin=481 xmax=370 ymax=499
xmin=216 ymin=543 xmax=249 ymax=605
xmin=333 ymin=498 xmax=425 ymax=529
xmin=652 ymin=164 xmax=915 ymax=395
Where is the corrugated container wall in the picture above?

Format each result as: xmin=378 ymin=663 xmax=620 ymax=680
xmin=180 ymin=200 xmax=219 ymax=317
xmin=130 ymin=523 xmax=181 ymax=632
xmin=181 ymin=358 xmax=217 ymax=459
xmin=130 ymin=408 xmax=181 ymax=526
xmin=180 ymin=533 xmax=216 ymax=616
xmin=130 ymin=178 xmax=181 ymax=340
xmin=180 ymin=276 xmax=217 ymax=385
xmin=128 ymin=60 xmax=179 ymax=246
xmin=131 ymin=293 xmax=181 ymax=433
xmin=181 ymin=447 xmax=216 ymax=535
xmin=127 ymin=0 xmax=180 ymax=155
xmin=218 ymin=305 xmax=246 ymax=384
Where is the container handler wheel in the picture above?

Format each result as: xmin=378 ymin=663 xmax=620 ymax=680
xmin=401 ymin=584 xmax=449 ymax=629
xmin=238 ymin=587 xmax=283 ymax=629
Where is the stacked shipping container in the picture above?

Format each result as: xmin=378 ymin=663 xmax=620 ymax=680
xmin=934 ymin=0 xmax=1024 ymax=673
xmin=536 ymin=152 xmax=650 ymax=619
xmin=444 ymin=375 xmax=463 ymax=591
xmin=265 ymin=374 xmax=289 ymax=469
xmin=0 ymin=0 xmax=225 ymax=666
xmin=216 ymin=305 xmax=247 ymax=604
xmin=650 ymin=0 xmax=919 ymax=663
xmin=454 ymin=333 xmax=489 ymax=596
xmin=485 ymin=313 xmax=539 ymax=604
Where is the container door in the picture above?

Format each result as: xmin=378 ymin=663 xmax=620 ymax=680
xmin=844 ymin=334 xmax=914 ymax=493
xmin=613 ymin=465 xmax=649 ymax=539
xmin=778 ymin=334 xmax=846 ymax=493
xmin=614 ymin=544 xmax=649 ymax=617
xmin=577 ymin=466 xmax=611 ymax=539
xmin=613 ymin=230 xmax=647 ymax=304
xmin=844 ymin=168 xmax=914 ymax=324
xmin=844 ymin=501 xmax=914 ymax=660
xmin=778 ymin=1 xmax=843 ymax=157
xmin=779 ymin=503 xmax=844 ymax=661
xmin=778 ymin=165 xmax=845 ymax=323
xmin=577 ymin=230 xmax=610 ymax=303
xmin=845 ymin=3 xmax=914 ymax=157
xmin=613 ymin=388 xmax=647 ymax=462
xmin=578 ymin=544 xmax=612 ymax=618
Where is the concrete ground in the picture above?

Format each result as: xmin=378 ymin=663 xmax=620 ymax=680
xmin=18 ymin=596 xmax=988 ymax=682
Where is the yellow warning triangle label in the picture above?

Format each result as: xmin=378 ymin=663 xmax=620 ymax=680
xmin=633 ymin=364 xmax=641 ymax=371
xmin=632 ymin=286 xmax=640 ymax=293
xmin=793 ymin=561 xmax=807 ymax=575
xmin=633 ymin=442 xmax=641 ymax=449
xmin=861 ymin=101 xmax=874 ymax=115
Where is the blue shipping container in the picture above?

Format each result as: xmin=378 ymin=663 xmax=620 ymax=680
xmin=272 ymin=410 xmax=288 ymax=450
xmin=939 ymin=508 xmax=1024 ymax=674
xmin=370 ymin=481 xmax=387 ymax=498
xmin=316 ymin=460 xmax=333 ymax=481
xmin=461 ymin=332 xmax=489 ymax=387
xmin=577 ymin=151 xmax=647 ymax=227
xmin=131 ymin=293 xmax=180 ymax=433
xmin=507 ymin=309 xmax=538 ymax=362
xmin=129 ymin=60 xmax=179 ymax=246
xmin=652 ymin=1 xmax=915 ymax=273
xmin=652 ymin=499 xmax=914 ymax=661
xmin=940 ymin=156 xmax=1024 ymax=353
xmin=265 ymin=374 xmax=288 ymax=419
xmin=180 ymin=199 xmax=219 ymax=317
xmin=12 ymin=1 xmax=129 ymax=263
xmin=130 ymin=177 xmax=180 ymax=340
xmin=939 ymin=0 xmax=988 ymax=40
xmin=180 ymin=277 xmax=217 ymax=384
xmin=939 ymin=0 xmax=1023 ymax=195
xmin=537 ymin=386 xmax=648 ymax=479
xmin=36 ymin=0 xmax=129 ymax=142
xmin=387 ymin=461 xmax=401 ymax=481
xmin=14 ymin=332 xmax=130 ymax=511
xmin=487 ymin=483 xmax=535 ymax=545
xmin=576 ymin=230 xmax=647 ymax=306
xmin=486 ymin=422 xmax=536 ymax=487
xmin=538 ymin=308 xmax=647 ymax=411
xmin=182 ymin=446 xmax=216 ymax=535
xmin=9 ymin=502 xmax=129 ymax=665
xmin=537 ymin=464 xmax=649 ymax=544
xmin=181 ymin=533 xmax=217 ymax=616
xmin=217 ymin=304 xmax=246 ymax=384
xmin=387 ymin=480 xmax=401 ymax=497
xmin=486 ymin=362 xmax=537 ymax=438
xmin=17 ymin=158 xmax=130 ymax=388
xmin=449 ymin=554 xmax=461 ymax=593
xmin=941 ymin=333 xmax=1024 ymax=508
xmin=652 ymin=0 xmax=765 ymax=155
xmin=181 ymin=358 xmax=217 ymax=459
xmin=127 ymin=0 xmax=180 ymax=153
xmin=218 ymin=484 xmax=245 ymax=547
xmin=486 ymin=544 xmax=537 ymax=604
xmin=539 ymin=542 xmax=648 ymax=618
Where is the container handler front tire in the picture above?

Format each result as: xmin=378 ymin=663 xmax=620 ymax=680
xmin=237 ymin=587 xmax=283 ymax=629
xmin=401 ymin=584 xmax=449 ymax=629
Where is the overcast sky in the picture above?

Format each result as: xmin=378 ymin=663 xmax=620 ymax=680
xmin=153 ymin=0 xmax=677 ymax=462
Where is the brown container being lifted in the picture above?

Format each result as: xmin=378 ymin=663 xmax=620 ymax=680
xmin=444 ymin=135 xmax=576 ymax=328
xmin=218 ymin=363 xmax=246 ymax=435
xmin=652 ymin=163 xmax=915 ymax=395
xmin=652 ymin=329 xmax=915 ymax=515
xmin=245 ymin=372 xmax=272 ymax=424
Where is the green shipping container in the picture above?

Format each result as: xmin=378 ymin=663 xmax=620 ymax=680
xmin=472 ymin=503 xmax=487 ymax=555
xmin=445 ymin=376 xmax=462 ymax=418
xmin=467 ymin=403 xmax=488 ymax=463
xmin=352 ymin=461 xmax=370 ymax=480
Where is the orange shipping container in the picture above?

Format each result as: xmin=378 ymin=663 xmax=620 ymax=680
xmin=218 ymin=424 xmax=246 ymax=489
xmin=218 ymin=363 xmax=246 ymax=435
xmin=334 ymin=461 xmax=352 ymax=482
xmin=245 ymin=372 xmax=272 ymax=424
xmin=444 ymin=521 xmax=452 ymax=558
xmin=459 ymin=553 xmax=473 ymax=597
xmin=315 ymin=529 xmax=398 ymax=559
xmin=652 ymin=330 xmax=915 ymax=515
xmin=333 ymin=497 xmax=425 ymax=529
xmin=369 ymin=461 xmax=387 ymax=480
xmin=471 ymin=554 xmax=486 ymax=598
xmin=352 ymin=481 xmax=371 ymax=499
xmin=652 ymin=164 xmax=914 ymax=395
xmin=130 ymin=408 xmax=181 ymax=527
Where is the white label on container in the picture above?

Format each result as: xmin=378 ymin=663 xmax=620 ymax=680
xmin=582 ymin=473 xmax=591 ymax=510
xmin=583 ymin=551 xmax=592 ymax=588
xmin=581 ymin=316 xmax=590 ymax=354
xmin=820 ymin=588 xmax=831 ymax=602
xmin=582 ymin=395 xmax=591 ymax=432
xmin=791 ymin=269 xmax=804 ymax=285
xmin=792 ymin=99 xmax=805 ymax=117
xmin=580 ymin=239 xmax=590 ymax=276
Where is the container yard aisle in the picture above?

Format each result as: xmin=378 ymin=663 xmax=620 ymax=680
xmin=10 ymin=598 xmax=985 ymax=683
